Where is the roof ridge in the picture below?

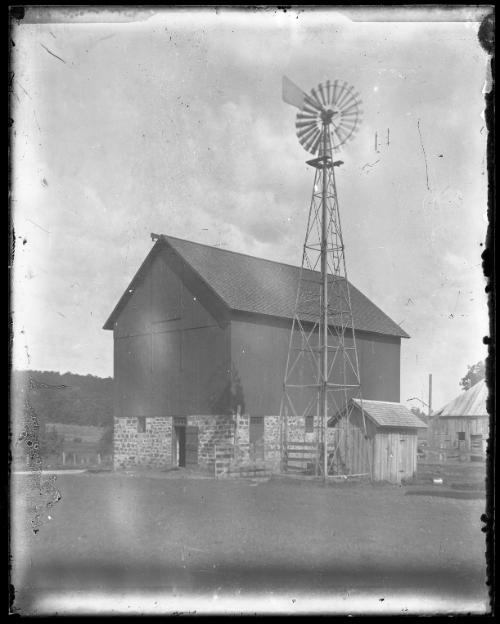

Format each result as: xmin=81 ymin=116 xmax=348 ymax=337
xmin=162 ymin=233 xmax=326 ymax=276
xmin=353 ymin=398 xmax=403 ymax=405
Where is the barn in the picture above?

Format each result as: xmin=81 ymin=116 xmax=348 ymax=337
xmin=103 ymin=234 xmax=410 ymax=477
xmin=428 ymin=380 xmax=489 ymax=459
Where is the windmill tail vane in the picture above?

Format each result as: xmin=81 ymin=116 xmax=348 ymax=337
xmin=282 ymin=75 xmax=311 ymax=110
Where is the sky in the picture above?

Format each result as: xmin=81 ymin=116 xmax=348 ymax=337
xmin=11 ymin=7 xmax=491 ymax=412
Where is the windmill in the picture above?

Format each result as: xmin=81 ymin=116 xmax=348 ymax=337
xmin=280 ymin=76 xmax=370 ymax=481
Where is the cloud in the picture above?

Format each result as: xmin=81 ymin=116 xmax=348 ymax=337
xmin=11 ymin=13 xmax=489 ymax=409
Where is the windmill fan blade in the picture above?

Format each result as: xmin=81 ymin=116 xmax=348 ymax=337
xmin=282 ymin=76 xmax=310 ymax=110
xmin=296 ymin=119 xmax=319 ymax=129
xmin=317 ymin=83 xmax=327 ymax=106
xmin=308 ymin=132 xmax=323 ymax=154
xmin=302 ymin=129 xmax=321 ymax=154
xmin=297 ymin=124 xmax=318 ymax=142
xmin=289 ymin=78 xmax=362 ymax=154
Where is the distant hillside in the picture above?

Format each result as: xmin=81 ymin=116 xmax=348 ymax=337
xmin=12 ymin=370 xmax=113 ymax=428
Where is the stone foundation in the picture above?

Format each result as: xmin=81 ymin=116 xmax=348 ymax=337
xmin=114 ymin=413 xmax=290 ymax=474
xmin=285 ymin=415 xmax=320 ymax=444
xmin=189 ymin=414 xmax=235 ymax=472
xmin=264 ymin=415 xmax=281 ymax=471
xmin=114 ymin=416 xmax=172 ymax=470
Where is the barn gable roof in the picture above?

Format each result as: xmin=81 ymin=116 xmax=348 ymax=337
xmin=433 ymin=379 xmax=488 ymax=418
xmin=104 ymin=234 xmax=409 ymax=338
xmin=352 ymin=398 xmax=428 ymax=429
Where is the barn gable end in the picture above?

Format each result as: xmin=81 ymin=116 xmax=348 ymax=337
xmin=428 ymin=380 xmax=489 ymax=455
xmin=112 ymin=247 xmax=232 ymax=422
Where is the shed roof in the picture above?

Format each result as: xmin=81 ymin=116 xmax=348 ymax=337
xmin=352 ymin=398 xmax=428 ymax=429
xmin=104 ymin=235 xmax=409 ymax=338
xmin=433 ymin=379 xmax=488 ymax=418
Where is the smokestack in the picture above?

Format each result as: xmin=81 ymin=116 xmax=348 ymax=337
xmin=428 ymin=373 xmax=433 ymax=418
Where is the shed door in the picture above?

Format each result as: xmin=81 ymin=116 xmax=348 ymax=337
xmin=185 ymin=426 xmax=199 ymax=466
xmin=398 ymin=437 xmax=406 ymax=477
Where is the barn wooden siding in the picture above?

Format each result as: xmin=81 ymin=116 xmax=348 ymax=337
xmin=113 ymin=250 xmax=231 ymax=419
xmin=429 ymin=416 xmax=489 ymax=451
xmin=230 ymin=315 xmax=401 ymax=417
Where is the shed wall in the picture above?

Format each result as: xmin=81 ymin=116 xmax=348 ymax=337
xmin=326 ymin=408 xmax=375 ymax=477
xmin=373 ymin=428 xmax=418 ymax=483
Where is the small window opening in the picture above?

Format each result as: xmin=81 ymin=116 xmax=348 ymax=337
xmin=458 ymin=432 xmax=466 ymax=441
xmin=305 ymin=415 xmax=314 ymax=433
xmin=137 ymin=417 xmax=146 ymax=433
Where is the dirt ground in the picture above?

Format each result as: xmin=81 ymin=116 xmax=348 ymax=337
xmin=10 ymin=470 xmax=490 ymax=615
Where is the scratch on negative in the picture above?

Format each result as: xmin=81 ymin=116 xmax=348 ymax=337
xmin=362 ymin=159 xmax=380 ymax=171
xmin=26 ymin=218 xmax=51 ymax=234
xmin=40 ymin=43 xmax=66 ymax=64
xmin=417 ymin=119 xmax=430 ymax=191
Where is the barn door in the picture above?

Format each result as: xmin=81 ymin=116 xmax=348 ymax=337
xmin=185 ymin=426 xmax=199 ymax=466
xmin=470 ymin=434 xmax=483 ymax=454
xmin=174 ymin=426 xmax=186 ymax=467
xmin=249 ymin=417 xmax=265 ymax=461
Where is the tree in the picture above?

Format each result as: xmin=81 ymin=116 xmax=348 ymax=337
xmin=410 ymin=406 xmax=428 ymax=423
xmin=98 ymin=426 xmax=114 ymax=457
xmin=39 ymin=426 xmax=64 ymax=458
xmin=459 ymin=360 xmax=485 ymax=391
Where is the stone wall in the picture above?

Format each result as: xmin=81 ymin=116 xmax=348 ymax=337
xmin=189 ymin=414 xmax=235 ymax=471
xmin=114 ymin=416 xmax=172 ymax=470
xmin=285 ymin=415 xmax=320 ymax=444
xmin=114 ymin=413 xmax=291 ymax=474
xmin=264 ymin=415 xmax=281 ymax=471
xmin=233 ymin=414 xmax=250 ymax=465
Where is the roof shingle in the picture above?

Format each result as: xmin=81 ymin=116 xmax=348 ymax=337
xmin=352 ymin=398 xmax=428 ymax=429
xmin=433 ymin=379 xmax=488 ymax=417
xmin=162 ymin=235 xmax=409 ymax=338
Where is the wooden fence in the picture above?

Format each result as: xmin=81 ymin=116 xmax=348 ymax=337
xmin=214 ymin=442 xmax=272 ymax=479
xmin=283 ymin=441 xmax=320 ymax=474
xmin=284 ymin=428 xmax=372 ymax=477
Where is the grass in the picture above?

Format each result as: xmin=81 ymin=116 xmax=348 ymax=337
xmin=11 ymin=471 xmax=489 ymax=615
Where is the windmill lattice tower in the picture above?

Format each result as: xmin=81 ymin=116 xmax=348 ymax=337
xmin=280 ymin=76 xmax=371 ymax=481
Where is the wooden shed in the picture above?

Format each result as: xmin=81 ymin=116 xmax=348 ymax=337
xmin=428 ymin=380 xmax=489 ymax=458
xmin=328 ymin=398 xmax=427 ymax=483
xmin=103 ymin=234 xmax=409 ymax=474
